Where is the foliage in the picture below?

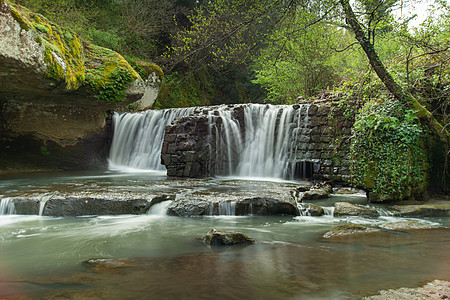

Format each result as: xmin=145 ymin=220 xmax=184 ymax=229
xmin=350 ymin=98 xmax=427 ymax=200
xmin=154 ymin=70 xmax=213 ymax=109
xmin=252 ymin=19 xmax=348 ymax=103
xmin=11 ymin=0 xmax=179 ymax=60
xmin=165 ymin=0 xmax=278 ymax=73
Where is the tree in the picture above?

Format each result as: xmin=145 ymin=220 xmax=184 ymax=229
xmin=339 ymin=0 xmax=449 ymax=143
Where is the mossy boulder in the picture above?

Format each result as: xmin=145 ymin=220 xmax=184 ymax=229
xmin=0 ymin=0 xmax=161 ymax=103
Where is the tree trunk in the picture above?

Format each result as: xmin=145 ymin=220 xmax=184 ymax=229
xmin=339 ymin=0 xmax=449 ymax=143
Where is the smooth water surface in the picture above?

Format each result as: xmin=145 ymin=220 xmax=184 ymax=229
xmin=0 ymin=171 xmax=449 ymax=299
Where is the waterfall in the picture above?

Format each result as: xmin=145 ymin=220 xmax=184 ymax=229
xmin=209 ymin=104 xmax=310 ymax=179
xmin=109 ymin=108 xmax=194 ymax=171
xmin=207 ymin=201 xmax=237 ymax=216
xmin=0 ymin=198 xmax=16 ymax=215
xmin=109 ymin=104 xmax=310 ymax=179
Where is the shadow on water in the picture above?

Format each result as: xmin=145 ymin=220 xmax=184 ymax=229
xmin=1 ymin=228 xmax=449 ymax=299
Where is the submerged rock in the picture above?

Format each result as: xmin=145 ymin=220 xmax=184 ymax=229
xmin=84 ymin=258 xmax=136 ymax=271
xmin=380 ymin=221 xmax=436 ymax=231
xmin=202 ymin=228 xmax=255 ymax=245
xmin=323 ymin=224 xmax=380 ymax=238
xmin=333 ymin=202 xmax=380 ymax=218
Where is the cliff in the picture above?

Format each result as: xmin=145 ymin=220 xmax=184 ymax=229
xmin=0 ymin=0 xmax=161 ymax=172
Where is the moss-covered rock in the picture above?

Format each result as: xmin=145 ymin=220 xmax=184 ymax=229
xmin=1 ymin=0 xmax=162 ymax=103
xmin=5 ymin=2 xmax=85 ymax=90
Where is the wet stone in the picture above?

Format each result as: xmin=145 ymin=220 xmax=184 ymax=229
xmin=203 ymin=228 xmax=255 ymax=246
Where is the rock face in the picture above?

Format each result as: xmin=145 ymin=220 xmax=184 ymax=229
xmin=333 ymin=202 xmax=380 ymax=218
xmin=202 ymin=228 xmax=255 ymax=245
xmin=0 ymin=1 xmax=162 ymax=172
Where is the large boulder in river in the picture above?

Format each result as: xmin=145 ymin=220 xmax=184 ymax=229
xmin=203 ymin=228 xmax=255 ymax=245
xmin=333 ymin=202 xmax=380 ymax=218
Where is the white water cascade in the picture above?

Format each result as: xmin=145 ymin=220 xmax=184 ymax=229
xmin=209 ymin=104 xmax=310 ymax=179
xmin=109 ymin=108 xmax=195 ymax=171
xmin=0 ymin=198 xmax=16 ymax=215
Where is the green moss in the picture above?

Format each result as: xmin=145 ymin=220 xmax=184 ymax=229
xmin=8 ymin=1 xmax=85 ymax=90
xmin=6 ymin=0 xmax=147 ymax=101
xmin=83 ymin=43 xmax=138 ymax=102
xmin=10 ymin=6 xmax=31 ymax=31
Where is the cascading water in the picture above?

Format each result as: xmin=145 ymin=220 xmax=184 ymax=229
xmin=208 ymin=104 xmax=310 ymax=179
xmin=0 ymin=198 xmax=15 ymax=215
xmin=109 ymin=108 xmax=194 ymax=171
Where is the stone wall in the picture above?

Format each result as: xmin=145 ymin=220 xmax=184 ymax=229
xmin=161 ymin=96 xmax=360 ymax=184
xmin=297 ymin=96 xmax=358 ymax=183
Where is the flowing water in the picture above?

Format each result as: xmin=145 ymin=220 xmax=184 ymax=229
xmin=110 ymin=104 xmax=311 ymax=179
xmin=0 ymin=172 xmax=449 ymax=299
xmin=109 ymin=107 xmax=195 ymax=171
xmin=1 ymin=104 xmax=448 ymax=298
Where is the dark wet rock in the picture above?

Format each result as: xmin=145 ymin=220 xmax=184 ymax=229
xmin=323 ymin=224 xmax=380 ymax=238
xmin=380 ymin=221 xmax=436 ymax=231
xmin=296 ymin=184 xmax=311 ymax=192
xmin=301 ymin=189 xmax=330 ymax=200
xmin=202 ymin=228 xmax=255 ymax=245
xmin=235 ymin=197 xmax=298 ymax=216
xmin=43 ymin=198 xmax=151 ymax=216
xmin=366 ymin=279 xmax=450 ymax=300
xmin=333 ymin=202 xmax=380 ymax=218
xmin=6 ymin=198 xmax=40 ymax=214
xmin=389 ymin=201 xmax=450 ymax=218
xmin=167 ymin=200 xmax=211 ymax=217
xmin=167 ymin=196 xmax=299 ymax=217
xmin=298 ymin=203 xmax=324 ymax=216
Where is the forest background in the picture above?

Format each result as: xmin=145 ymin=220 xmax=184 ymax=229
xmin=9 ymin=0 xmax=449 ymax=195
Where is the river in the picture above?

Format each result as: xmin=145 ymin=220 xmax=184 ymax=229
xmin=0 ymin=171 xmax=448 ymax=299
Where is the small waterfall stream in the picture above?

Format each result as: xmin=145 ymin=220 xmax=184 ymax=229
xmin=109 ymin=108 xmax=194 ymax=171
xmin=0 ymin=198 xmax=16 ymax=215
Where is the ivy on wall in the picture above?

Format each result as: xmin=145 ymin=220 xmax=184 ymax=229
xmin=350 ymin=98 xmax=427 ymax=201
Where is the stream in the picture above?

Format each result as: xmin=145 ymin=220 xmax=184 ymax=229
xmin=0 ymin=171 xmax=449 ymax=299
